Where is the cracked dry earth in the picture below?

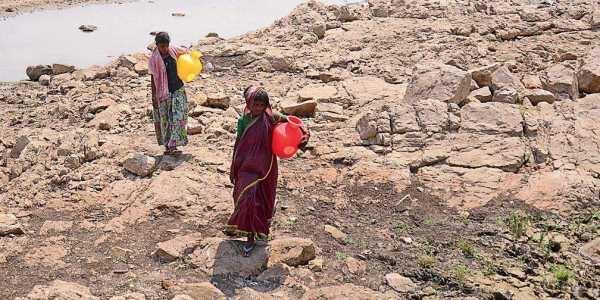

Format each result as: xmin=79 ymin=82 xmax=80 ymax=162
xmin=1 ymin=0 xmax=600 ymax=299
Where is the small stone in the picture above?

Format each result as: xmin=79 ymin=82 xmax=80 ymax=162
xmin=123 ymin=153 xmax=156 ymax=177
xmin=400 ymin=237 xmax=413 ymax=244
xmin=257 ymin=263 xmax=291 ymax=282
xmin=345 ymin=257 xmax=367 ymax=275
xmin=109 ymin=292 xmax=146 ymax=300
xmin=580 ymin=237 xmax=600 ymax=264
xmin=385 ymin=273 xmax=417 ymax=293
xmin=39 ymin=221 xmax=73 ymax=235
xmin=492 ymin=87 xmax=518 ymax=104
xmin=269 ymin=238 xmax=316 ymax=267
xmin=39 ymin=75 xmax=51 ymax=86
xmin=168 ymin=282 xmax=226 ymax=300
xmin=0 ymin=213 xmax=24 ymax=236
xmin=204 ymin=93 xmax=230 ymax=109
xmin=18 ymin=280 xmax=99 ymax=299
xmin=506 ymin=267 xmax=527 ymax=281
xmin=309 ymin=258 xmax=324 ymax=272
xmin=79 ymin=25 xmax=98 ymax=32
xmin=522 ymin=74 xmax=543 ymax=89
xmin=469 ymin=87 xmax=492 ymax=102
xmin=89 ymin=99 xmax=117 ymax=114
xmin=324 ymin=225 xmax=347 ymax=242
xmin=171 ymin=12 xmax=186 ymax=17
xmin=281 ymin=100 xmax=317 ymax=117
xmin=206 ymin=32 xmax=219 ymax=38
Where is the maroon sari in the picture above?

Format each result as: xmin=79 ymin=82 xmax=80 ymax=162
xmin=225 ymin=112 xmax=278 ymax=240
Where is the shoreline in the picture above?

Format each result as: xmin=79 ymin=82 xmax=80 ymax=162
xmin=0 ymin=0 xmax=136 ymax=19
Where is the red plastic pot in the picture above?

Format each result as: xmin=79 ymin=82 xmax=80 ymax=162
xmin=272 ymin=116 xmax=304 ymax=159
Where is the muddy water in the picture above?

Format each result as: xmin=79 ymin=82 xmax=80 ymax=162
xmin=0 ymin=0 xmax=361 ymax=82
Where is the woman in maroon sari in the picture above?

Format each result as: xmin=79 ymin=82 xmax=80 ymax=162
xmin=225 ymin=85 xmax=308 ymax=256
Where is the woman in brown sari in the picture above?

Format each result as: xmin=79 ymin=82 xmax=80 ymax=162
xmin=225 ymin=86 xmax=309 ymax=256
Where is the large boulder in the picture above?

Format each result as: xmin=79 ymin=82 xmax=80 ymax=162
xmin=298 ymin=84 xmax=338 ymax=102
xmin=52 ymin=64 xmax=76 ymax=75
xmin=26 ymin=65 xmax=52 ymax=81
xmin=269 ymin=238 xmax=316 ymax=267
xmin=152 ymin=233 xmax=203 ymax=263
xmin=404 ymin=63 xmax=471 ymax=104
xmin=189 ymin=238 xmax=268 ymax=276
xmin=0 ymin=213 xmax=24 ymax=236
xmin=15 ymin=280 xmax=99 ymax=300
xmin=577 ymin=47 xmax=600 ymax=94
xmin=543 ymin=63 xmax=579 ymax=100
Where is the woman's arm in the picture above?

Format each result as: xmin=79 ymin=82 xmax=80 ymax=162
xmin=150 ymin=75 xmax=156 ymax=102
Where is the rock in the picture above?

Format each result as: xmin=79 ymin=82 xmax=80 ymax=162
xmin=414 ymin=99 xmax=449 ymax=133
xmin=311 ymin=22 xmax=327 ymax=39
xmin=172 ymin=12 xmax=186 ymax=17
xmin=0 ymin=213 xmax=24 ymax=236
xmin=269 ymin=238 xmax=316 ymax=267
xmin=491 ymin=66 xmax=525 ymax=94
xmin=522 ymin=74 xmax=543 ymax=89
xmin=168 ymin=282 xmax=226 ymax=300
xmin=492 ymin=87 xmax=518 ymax=104
xmin=189 ymin=238 xmax=268 ymax=276
xmin=309 ymin=258 xmax=324 ymax=272
xmin=524 ymin=89 xmax=556 ymax=105
xmin=10 ymin=136 xmax=31 ymax=158
xmin=123 ymin=153 xmax=156 ymax=177
xmin=405 ymin=63 xmax=472 ymax=104
xmin=543 ymin=63 xmax=578 ymax=100
xmin=318 ymin=112 xmax=349 ymax=122
xmin=187 ymin=118 xmax=204 ymax=135
xmin=109 ymin=293 xmax=146 ymax=300
xmin=470 ymin=79 xmax=479 ymax=91
xmin=152 ymin=233 xmax=203 ymax=263
xmin=324 ymin=225 xmax=347 ymax=242
xmin=52 ymin=64 xmax=75 ymax=75
xmin=79 ymin=25 xmax=98 ymax=32
xmin=335 ymin=6 xmax=362 ymax=22
xmin=460 ymin=102 xmax=523 ymax=135
xmin=26 ymin=65 xmax=52 ymax=81
xmin=257 ymin=263 xmax=291 ymax=282
xmin=73 ymin=66 xmax=110 ymax=81
xmin=468 ymin=87 xmax=492 ymax=102
xmin=134 ymin=62 xmax=148 ymax=76
xmin=88 ymin=103 xmax=131 ymax=130
xmin=40 ymin=220 xmax=73 ymax=235
xmin=470 ymin=63 xmax=501 ymax=87
xmin=172 ymin=296 xmax=193 ymax=300
xmin=16 ymin=280 xmax=99 ymax=300
xmin=206 ymin=32 xmax=219 ymax=38
xmin=118 ymin=55 xmax=138 ymax=70
xmin=281 ymin=100 xmax=317 ymax=117
xmin=203 ymin=93 xmax=230 ymax=109
xmin=298 ymin=84 xmax=337 ymax=102
xmin=579 ymin=237 xmax=600 ymax=264
xmin=578 ymin=47 xmax=600 ymax=94
xmin=302 ymin=284 xmax=385 ymax=300
xmin=89 ymin=99 xmax=117 ymax=114
xmin=39 ymin=74 xmax=51 ymax=86
xmin=385 ymin=273 xmax=417 ymax=293
xmin=345 ymin=257 xmax=367 ymax=274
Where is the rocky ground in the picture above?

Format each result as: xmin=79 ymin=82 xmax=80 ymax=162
xmin=2 ymin=0 xmax=600 ymax=299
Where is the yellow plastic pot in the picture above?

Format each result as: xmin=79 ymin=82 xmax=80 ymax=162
xmin=177 ymin=50 xmax=203 ymax=82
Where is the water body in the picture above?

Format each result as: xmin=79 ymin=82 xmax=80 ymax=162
xmin=0 ymin=0 xmax=361 ymax=82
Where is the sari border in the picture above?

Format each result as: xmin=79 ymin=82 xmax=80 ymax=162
xmin=223 ymin=225 xmax=269 ymax=240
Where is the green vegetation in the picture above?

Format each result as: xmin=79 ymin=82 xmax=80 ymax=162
xmin=506 ymin=211 xmax=530 ymax=239
xmin=335 ymin=251 xmax=348 ymax=261
xmin=392 ymin=221 xmax=408 ymax=235
xmin=551 ymin=265 xmax=574 ymax=285
xmin=457 ymin=240 xmax=476 ymax=258
xmin=418 ymin=255 xmax=436 ymax=269
xmin=453 ymin=264 xmax=470 ymax=282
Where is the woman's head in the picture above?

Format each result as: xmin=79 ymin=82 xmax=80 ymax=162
xmin=244 ymin=86 xmax=270 ymax=117
xmin=155 ymin=32 xmax=170 ymax=55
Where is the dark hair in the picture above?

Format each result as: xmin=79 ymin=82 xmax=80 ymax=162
xmin=155 ymin=32 xmax=170 ymax=45
xmin=254 ymin=89 xmax=269 ymax=105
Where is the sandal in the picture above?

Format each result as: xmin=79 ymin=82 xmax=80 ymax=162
xmin=242 ymin=243 xmax=255 ymax=257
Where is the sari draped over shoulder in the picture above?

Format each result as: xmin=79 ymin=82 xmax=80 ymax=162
xmin=225 ymin=112 xmax=278 ymax=240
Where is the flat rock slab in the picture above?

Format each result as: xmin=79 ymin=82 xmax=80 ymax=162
xmin=152 ymin=233 xmax=203 ymax=263
xmin=0 ymin=213 xmax=24 ymax=236
xmin=189 ymin=238 xmax=268 ymax=276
